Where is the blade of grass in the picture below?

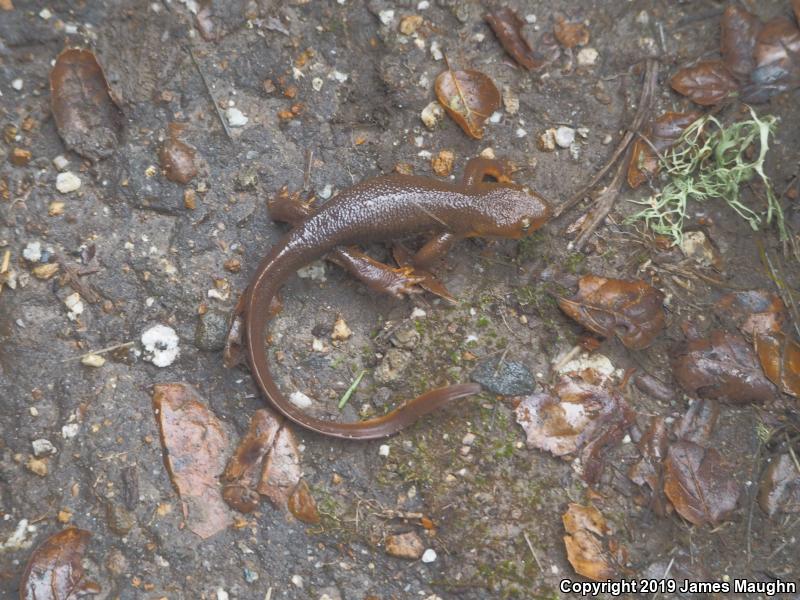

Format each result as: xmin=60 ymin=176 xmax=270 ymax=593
xmin=338 ymin=369 xmax=367 ymax=410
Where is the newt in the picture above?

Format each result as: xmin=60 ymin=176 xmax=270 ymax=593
xmin=227 ymin=158 xmax=550 ymax=439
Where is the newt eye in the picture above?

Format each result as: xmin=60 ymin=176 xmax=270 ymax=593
xmin=520 ymin=217 xmax=531 ymax=231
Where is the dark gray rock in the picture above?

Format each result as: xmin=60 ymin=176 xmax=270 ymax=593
xmin=471 ymin=360 xmax=536 ymax=396
xmin=195 ymin=309 xmax=230 ymax=352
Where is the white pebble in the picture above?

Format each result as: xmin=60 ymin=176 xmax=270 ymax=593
xmin=291 ymin=575 xmax=304 ymax=589
xmin=515 ymin=127 xmax=527 ymax=138
xmin=289 ymin=391 xmax=313 ymax=409
xmin=489 ymin=111 xmax=503 ymax=124
xmin=52 ymin=155 xmax=69 ymax=171
xmin=62 ymin=423 xmax=79 ymax=439
xmin=12 ymin=79 xmax=23 ymax=91
xmin=379 ymin=444 xmax=390 ymax=457
xmin=22 ymin=241 xmax=42 ymax=262
xmin=410 ymin=308 xmax=427 ymax=319
xmin=141 ymin=324 xmax=180 ymax=367
xmin=32 ymin=439 xmax=56 ymax=457
xmin=577 ymin=47 xmax=599 ymax=66
xmin=225 ymin=107 xmax=248 ymax=127
xmin=462 ymin=432 xmax=476 ymax=446
xmin=421 ymin=549 xmax=437 ymax=563
xmin=216 ymin=589 xmax=229 ymax=600
xmin=417 ymin=0 xmax=429 ymax=9
xmin=555 ymin=126 xmax=575 ymax=148
xmin=430 ymin=41 xmax=443 ymax=61
xmin=56 ymin=171 xmax=81 ymax=193
xmin=64 ymin=292 xmax=84 ymax=320
xmin=318 ymin=184 xmax=333 ymax=199
xmin=330 ymin=70 xmax=349 ymax=83
xmin=312 ymin=77 xmax=324 ymax=91
xmin=420 ymin=101 xmax=444 ymax=130
xmin=39 ymin=8 xmax=52 ymax=19
xmin=378 ymin=9 xmax=395 ymax=25
xmin=525 ymin=14 xmax=537 ymax=23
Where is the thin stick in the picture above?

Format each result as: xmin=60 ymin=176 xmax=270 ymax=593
xmin=61 ymin=341 xmax=135 ymax=362
xmin=187 ymin=46 xmax=233 ymax=141
xmin=523 ymin=531 xmax=544 ymax=571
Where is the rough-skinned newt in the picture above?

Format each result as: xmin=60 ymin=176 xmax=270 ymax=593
xmin=229 ymin=158 xmax=550 ymax=439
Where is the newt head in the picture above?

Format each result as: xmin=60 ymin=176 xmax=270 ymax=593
xmin=468 ymin=185 xmax=551 ymax=239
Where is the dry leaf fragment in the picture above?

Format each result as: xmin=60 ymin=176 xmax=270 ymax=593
xmin=554 ymin=17 xmax=590 ymax=49
xmin=758 ymin=453 xmax=800 ymax=516
xmin=627 ymin=111 xmax=702 ymax=188
xmin=434 ymin=68 xmax=500 ymax=139
xmin=557 ymin=275 xmax=666 ymax=350
xmin=670 ymin=60 xmax=740 ymax=106
xmin=287 ymin=479 xmax=321 ymax=524
xmin=628 ymin=416 xmax=669 ymax=515
xmin=754 ymin=331 xmax=800 ymax=397
xmin=160 ymin=123 xmax=198 ymax=184
xmin=715 ymin=290 xmax=785 ymax=338
xmin=663 ymin=440 xmax=740 ymax=526
xmin=672 ymin=399 xmax=720 ymax=446
xmin=721 ymin=5 xmax=762 ymax=78
xmin=562 ymin=503 xmax=616 ymax=581
xmin=485 ymin=8 xmax=552 ymax=71
xmin=222 ymin=409 xmax=281 ymax=513
xmin=20 ymin=528 xmax=101 ymax=600
xmin=671 ymin=330 xmax=776 ymax=404
xmin=50 ymin=48 xmax=122 ymax=161
xmin=257 ymin=425 xmax=301 ymax=507
xmin=153 ymin=383 xmax=233 ymax=538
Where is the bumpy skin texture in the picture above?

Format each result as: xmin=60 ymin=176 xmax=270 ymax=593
xmin=237 ymin=158 xmax=551 ymax=439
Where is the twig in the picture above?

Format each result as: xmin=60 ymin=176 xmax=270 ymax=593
xmin=522 ymin=531 xmax=543 ymax=571
xmin=187 ymin=46 xmax=233 ymax=142
xmin=303 ymin=149 xmax=314 ymax=192
xmin=56 ymin=255 xmax=102 ymax=304
xmin=61 ymin=341 xmax=135 ymax=363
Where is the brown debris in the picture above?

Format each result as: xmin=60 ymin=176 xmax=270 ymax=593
xmin=287 ymin=480 xmax=321 ymax=524
xmin=20 ymin=528 xmax=101 ymax=600
xmin=50 ymin=48 xmax=122 ymax=160
xmin=385 ymin=531 xmax=425 ymax=560
xmin=431 ymin=149 xmax=455 ymax=177
xmin=153 ymin=383 xmax=233 ymax=538
xmin=554 ymin=17 xmax=589 ymax=49
xmin=715 ymin=290 xmax=786 ymax=338
xmin=721 ymin=5 xmax=761 ymax=78
xmin=160 ymin=123 xmax=198 ymax=184
xmin=485 ymin=8 xmax=554 ymax=71
xmin=758 ymin=453 xmax=800 ymax=516
xmin=557 ymin=275 xmax=666 ymax=350
xmin=754 ymin=331 xmax=800 ymax=397
xmin=670 ymin=60 xmax=740 ymax=106
xmin=257 ymin=425 xmax=301 ymax=507
xmin=434 ymin=67 xmax=500 ymax=140
xmin=663 ymin=440 xmax=740 ymax=526
xmin=627 ymin=111 xmax=702 ymax=189
xmin=562 ymin=503 xmax=616 ymax=581
xmin=628 ymin=416 xmax=669 ymax=516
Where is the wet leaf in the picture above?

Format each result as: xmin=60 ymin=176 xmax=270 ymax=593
xmin=758 ymin=453 xmax=800 ymax=516
xmin=20 ymin=528 xmax=101 ymax=600
xmin=160 ymin=123 xmax=198 ymax=185
xmin=672 ymin=399 xmax=719 ymax=446
xmin=671 ymin=330 xmax=776 ymax=404
xmin=434 ymin=67 xmax=500 ymax=139
xmin=153 ymin=383 xmax=232 ymax=538
xmin=720 ymin=5 xmax=761 ymax=78
xmin=553 ymin=17 xmax=589 ymax=49
xmin=670 ymin=60 xmax=740 ymax=106
xmin=627 ymin=111 xmax=702 ymax=189
xmin=287 ymin=479 xmax=321 ymax=524
xmin=557 ymin=275 xmax=666 ymax=350
xmin=745 ymin=16 xmax=800 ymax=101
xmin=515 ymin=370 xmax=634 ymax=484
xmin=257 ymin=425 xmax=301 ymax=508
xmin=754 ymin=331 xmax=800 ymax=397
xmin=562 ymin=504 xmax=616 ymax=581
xmin=50 ymin=48 xmax=122 ymax=161
xmin=485 ymin=8 xmax=555 ymax=71
xmin=628 ymin=416 xmax=669 ymax=515
xmin=663 ymin=440 xmax=740 ymax=526
xmin=715 ymin=290 xmax=785 ymax=338
xmin=222 ymin=409 xmax=281 ymax=513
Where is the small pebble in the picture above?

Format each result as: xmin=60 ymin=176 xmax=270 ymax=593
xmin=22 ymin=241 xmax=42 ymax=262
xmin=62 ymin=423 xmax=79 ymax=439
xmin=216 ymin=590 xmax=229 ymax=600
xmin=538 ymin=129 xmax=556 ymax=152
xmin=420 ymin=101 xmax=444 ymax=130
xmin=141 ymin=324 xmax=180 ymax=367
xmin=378 ymin=9 xmax=395 ymax=25
xmin=421 ymin=549 xmax=437 ymax=563
xmin=63 ymin=292 xmax=84 ymax=319
xmin=26 ymin=457 xmax=48 ymax=477
xmin=243 ymin=568 xmax=259 ymax=583
xmin=312 ymin=77 xmax=323 ymax=91
xmin=291 ymin=575 xmax=304 ymax=589
xmin=331 ymin=316 xmax=352 ymax=341
xmin=462 ymin=432 xmax=476 ymax=446
xmin=31 ymin=439 xmax=56 ymax=457
xmin=555 ymin=126 xmax=575 ymax=148
xmin=602 ymin=134 xmax=613 ymax=145
xmin=289 ymin=391 xmax=313 ymax=409
xmin=39 ymin=8 xmax=52 ymax=19
xmin=12 ymin=78 xmax=23 ymax=91
xmin=577 ymin=47 xmax=599 ymax=66
xmin=81 ymin=354 xmax=106 ymax=368
xmin=56 ymin=172 xmax=81 ymax=193
xmin=431 ymin=150 xmax=455 ymax=177
xmin=225 ymin=107 xmax=248 ymax=127
xmin=52 ymin=155 xmax=69 ymax=171
xmin=379 ymin=444 xmax=390 ymax=457
xmin=430 ymin=41 xmax=443 ymax=60
xmin=418 ymin=0 xmax=429 ymax=9
xmin=399 ymin=15 xmax=423 ymax=35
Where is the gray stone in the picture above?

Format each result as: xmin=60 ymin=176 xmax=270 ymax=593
xmin=195 ymin=310 xmax=229 ymax=352
xmin=470 ymin=361 xmax=536 ymax=396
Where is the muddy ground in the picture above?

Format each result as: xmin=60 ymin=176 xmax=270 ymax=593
xmin=1 ymin=0 xmax=799 ymax=598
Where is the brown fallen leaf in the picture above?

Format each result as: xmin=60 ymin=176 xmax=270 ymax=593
xmin=50 ymin=48 xmax=123 ymax=161
xmin=754 ymin=331 xmax=800 ymax=397
xmin=628 ymin=416 xmax=669 ymax=516
xmin=745 ymin=16 xmax=800 ymax=101
xmin=562 ymin=503 xmax=616 ymax=581
xmin=554 ymin=16 xmax=590 ymax=49
xmin=20 ymin=528 xmax=101 ymax=600
xmin=257 ymin=425 xmax=301 ymax=507
xmin=715 ymin=290 xmax=785 ymax=338
xmin=627 ymin=111 xmax=702 ymax=188
xmin=663 ymin=440 xmax=740 ymax=526
xmin=153 ymin=383 xmax=232 ymax=538
xmin=721 ymin=5 xmax=762 ymax=79
xmin=160 ymin=123 xmax=198 ymax=185
xmin=670 ymin=60 xmax=740 ymax=106
xmin=672 ymin=399 xmax=720 ymax=446
xmin=287 ymin=479 xmax=321 ymax=524
xmin=557 ymin=275 xmax=666 ymax=350
xmin=515 ymin=369 xmax=634 ymax=484
xmin=434 ymin=66 xmax=500 ymax=139
xmin=222 ymin=409 xmax=282 ymax=513
xmin=758 ymin=453 xmax=800 ymax=516
xmin=485 ymin=8 xmax=554 ymax=71
xmin=671 ymin=330 xmax=776 ymax=404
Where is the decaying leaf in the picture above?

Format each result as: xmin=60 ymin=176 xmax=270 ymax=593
xmin=671 ymin=330 xmax=776 ymax=404
xmin=557 ymin=275 xmax=666 ymax=350
xmin=628 ymin=416 xmax=669 ymax=515
xmin=287 ymin=479 xmax=321 ymax=524
xmin=627 ymin=111 xmax=702 ymax=188
xmin=721 ymin=5 xmax=762 ymax=78
xmin=754 ymin=331 xmax=800 ymax=397
xmin=434 ymin=67 xmax=500 ymax=139
xmin=715 ymin=290 xmax=785 ymax=338
xmin=160 ymin=123 xmax=198 ymax=185
xmin=20 ymin=528 xmax=101 ymax=600
xmin=670 ymin=60 xmax=740 ymax=106
xmin=222 ymin=409 xmax=281 ymax=513
xmin=515 ymin=369 xmax=634 ymax=484
xmin=553 ymin=17 xmax=589 ymax=49
xmin=746 ymin=16 xmax=800 ymax=101
xmin=50 ymin=48 xmax=122 ymax=160
xmin=758 ymin=453 xmax=800 ymax=516
xmin=485 ymin=8 xmax=553 ymax=71
xmin=663 ymin=440 xmax=740 ymax=526
xmin=153 ymin=383 xmax=232 ymax=538
xmin=672 ymin=399 xmax=720 ymax=446
xmin=562 ymin=503 xmax=616 ymax=581
xmin=257 ymin=425 xmax=301 ymax=507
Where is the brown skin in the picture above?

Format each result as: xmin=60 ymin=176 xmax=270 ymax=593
xmin=234 ymin=158 xmax=550 ymax=440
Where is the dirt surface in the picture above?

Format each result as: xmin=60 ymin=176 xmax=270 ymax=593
xmin=1 ymin=0 xmax=799 ymax=599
